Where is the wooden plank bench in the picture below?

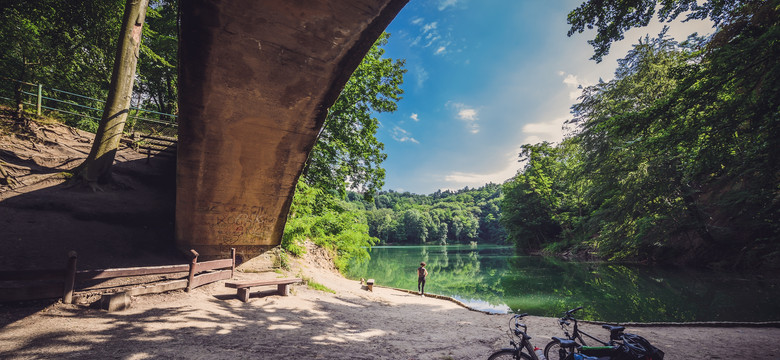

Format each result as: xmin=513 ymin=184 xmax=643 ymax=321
xmin=225 ymin=278 xmax=302 ymax=302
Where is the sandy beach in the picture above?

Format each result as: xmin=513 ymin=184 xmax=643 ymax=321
xmin=1 ymin=245 xmax=779 ymax=360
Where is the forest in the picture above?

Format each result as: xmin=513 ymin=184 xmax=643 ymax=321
xmin=2 ymin=0 xmax=777 ymax=270
xmin=500 ymin=0 xmax=778 ymax=269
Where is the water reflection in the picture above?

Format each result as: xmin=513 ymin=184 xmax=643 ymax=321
xmin=344 ymin=245 xmax=780 ymax=322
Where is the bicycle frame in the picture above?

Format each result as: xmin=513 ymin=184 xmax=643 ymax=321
xmin=557 ymin=307 xmax=612 ymax=347
xmin=545 ymin=307 xmax=625 ymax=360
xmin=489 ymin=314 xmax=542 ymax=360
xmin=568 ymin=319 xmax=611 ymax=347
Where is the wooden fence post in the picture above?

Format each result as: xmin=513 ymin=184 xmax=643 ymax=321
xmin=231 ymin=248 xmax=236 ymax=278
xmin=187 ymin=249 xmax=199 ymax=292
xmin=63 ymin=251 xmax=78 ymax=304
xmin=36 ymin=84 xmax=42 ymax=116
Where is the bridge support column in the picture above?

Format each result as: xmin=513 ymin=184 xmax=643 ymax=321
xmin=176 ymin=0 xmax=407 ymax=260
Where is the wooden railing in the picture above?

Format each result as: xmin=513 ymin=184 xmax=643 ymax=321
xmin=0 ymin=249 xmax=235 ymax=303
xmin=130 ymin=133 xmax=177 ymax=162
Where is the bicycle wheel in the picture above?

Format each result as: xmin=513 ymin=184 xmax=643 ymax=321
xmin=487 ymin=349 xmax=532 ymax=360
xmin=544 ymin=340 xmax=571 ymax=360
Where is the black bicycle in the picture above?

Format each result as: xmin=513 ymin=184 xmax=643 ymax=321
xmin=488 ymin=313 xmax=544 ymax=360
xmin=543 ymin=307 xmax=626 ymax=360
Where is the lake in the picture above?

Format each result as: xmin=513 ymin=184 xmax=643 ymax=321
xmin=344 ymin=244 xmax=780 ymax=322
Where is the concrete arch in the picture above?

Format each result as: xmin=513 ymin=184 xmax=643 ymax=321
xmin=176 ymin=1 xmax=408 ymax=260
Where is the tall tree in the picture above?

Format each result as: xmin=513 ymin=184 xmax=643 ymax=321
xmin=73 ymin=0 xmax=149 ymax=186
xmin=303 ymin=33 xmax=406 ymax=198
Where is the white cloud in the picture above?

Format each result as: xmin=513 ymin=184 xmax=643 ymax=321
xmin=415 ymin=65 xmax=429 ymax=88
xmin=410 ymin=113 xmax=419 ymax=122
xmin=409 ymin=18 xmax=459 ymax=56
xmin=438 ymin=0 xmax=458 ymax=11
xmin=562 ymin=74 xmax=580 ymax=86
xmin=458 ymin=108 xmax=477 ymax=121
xmin=392 ymin=126 xmax=419 ymax=144
xmin=411 ymin=21 xmax=442 ymax=49
xmin=559 ymin=71 xmax=591 ymax=100
xmin=443 ymin=151 xmax=519 ymax=186
xmin=422 ymin=22 xmax=438 ymax=33
xmin=448 ymin=102 xmax=480 ymax=134
xmin=521 ymin=116 xmax=567 ymax=145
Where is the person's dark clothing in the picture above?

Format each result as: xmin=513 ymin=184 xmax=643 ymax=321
xmin=417 ymin=266 xmax=427 ymax=294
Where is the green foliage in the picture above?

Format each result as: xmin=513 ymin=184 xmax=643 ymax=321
xmin=283 ymin=180 xmax=378 ymax=272
xmin=276 ymin=249 xmax=291 ymax=270
xmin=501 ymin=140 xmax=588 ymax=251
xmin=343 ymin=183 xmax=506 ymax=245
xmin=0 ymin=0 xmax=177 ymax=130
xmin=500 ymin=1 xmax=779 ymax=268
xmin=567 ymin=0 xmax=749 ymax=62
xmin=0 ymin=0 xmax=124 ymax=128
xmin=303 ymin=33 xmax=406 ymax=198
xmin=135 ymin=0 xmax=178 ymax=116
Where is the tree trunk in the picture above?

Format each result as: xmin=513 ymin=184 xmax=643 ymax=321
xmin=75 ymin=0 xmax=148 ymax=184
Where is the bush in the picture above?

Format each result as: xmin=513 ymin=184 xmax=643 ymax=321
xmin=282 ymin=180 xmax=378 ymax=271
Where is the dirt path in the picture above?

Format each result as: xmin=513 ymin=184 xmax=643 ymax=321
xmin=1 ymin=250 xmax=779 ymax=360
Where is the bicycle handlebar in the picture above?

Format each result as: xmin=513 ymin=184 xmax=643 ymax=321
xmin=510 ymin=313 xmax=528 ymax=333
xmin=563 ymin=306 xmax=584 ymax=319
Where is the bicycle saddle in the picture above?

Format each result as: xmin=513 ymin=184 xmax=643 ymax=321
xmin=601 ymin=325 xmax=625 ymax=332
xmin=552 ymin=337 xmax=578 ymax=349
xmin=601 ymin=325 xmax=625 ymax=340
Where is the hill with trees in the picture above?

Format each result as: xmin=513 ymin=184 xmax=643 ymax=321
xmin=349 ymin=184 xmax=506 ymax=245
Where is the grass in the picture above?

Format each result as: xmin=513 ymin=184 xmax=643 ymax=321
xmin=306 ymin=280 xmax=336 ymax=294
xmin=298 ymin=272 xmax=336 ymax=294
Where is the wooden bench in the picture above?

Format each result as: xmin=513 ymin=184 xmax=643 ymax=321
xmin=225 ymin=278 xmax=302 ymax=302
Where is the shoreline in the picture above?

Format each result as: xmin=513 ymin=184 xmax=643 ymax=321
xmin=380 ymin=284 xmax=780 ymax=328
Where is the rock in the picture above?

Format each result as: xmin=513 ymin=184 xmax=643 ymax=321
xmin=100 ymin=291 xmax=132 ymax=312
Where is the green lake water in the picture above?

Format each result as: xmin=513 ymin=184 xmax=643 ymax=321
xmin=344 ymin=244 xmax=780 ymax=322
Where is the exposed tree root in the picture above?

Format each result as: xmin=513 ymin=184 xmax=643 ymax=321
xmin=0 ymin=161 xmax=17 ymax=187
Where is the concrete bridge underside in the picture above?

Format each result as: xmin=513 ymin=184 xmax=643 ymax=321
xmin=176 ymin=1 xmax=408 ymax=261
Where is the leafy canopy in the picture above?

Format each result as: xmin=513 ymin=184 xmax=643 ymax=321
xmin=303 ymin=33 xmax=406 ymax=199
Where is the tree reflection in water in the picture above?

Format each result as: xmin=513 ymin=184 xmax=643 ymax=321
xmin=345 ymin=245 xmax=780 ymax=322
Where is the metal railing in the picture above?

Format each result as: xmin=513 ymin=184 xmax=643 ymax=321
xmin=0 ymin=77 xmax=178 ymax=138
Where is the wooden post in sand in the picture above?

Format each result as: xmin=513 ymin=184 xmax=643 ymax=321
xmin=230 ymin=248 xmax=236 ymax=278
xmin=63 ymin=251 xmax=77 ymax=304
xmin=187 ymin=249 xmax=199 ymax=292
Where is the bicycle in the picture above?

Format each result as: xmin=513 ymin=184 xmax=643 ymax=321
xmin=545 ymin=334 xmax=658 ymax=360
xmin=488 ymin=313 xmax=545 ymax=360
xmin=543 ymin=307 xmax=626 ymax=360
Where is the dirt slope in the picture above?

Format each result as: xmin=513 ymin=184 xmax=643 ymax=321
xmin=0 ymin=114 xmax=182 ymax=271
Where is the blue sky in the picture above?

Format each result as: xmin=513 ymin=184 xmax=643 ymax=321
xmin=372 ymin=0 xmax=714 ymax=194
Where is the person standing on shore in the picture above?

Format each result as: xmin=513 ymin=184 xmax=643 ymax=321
xmin=417 ymin=262 xmax=428 ymax=296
